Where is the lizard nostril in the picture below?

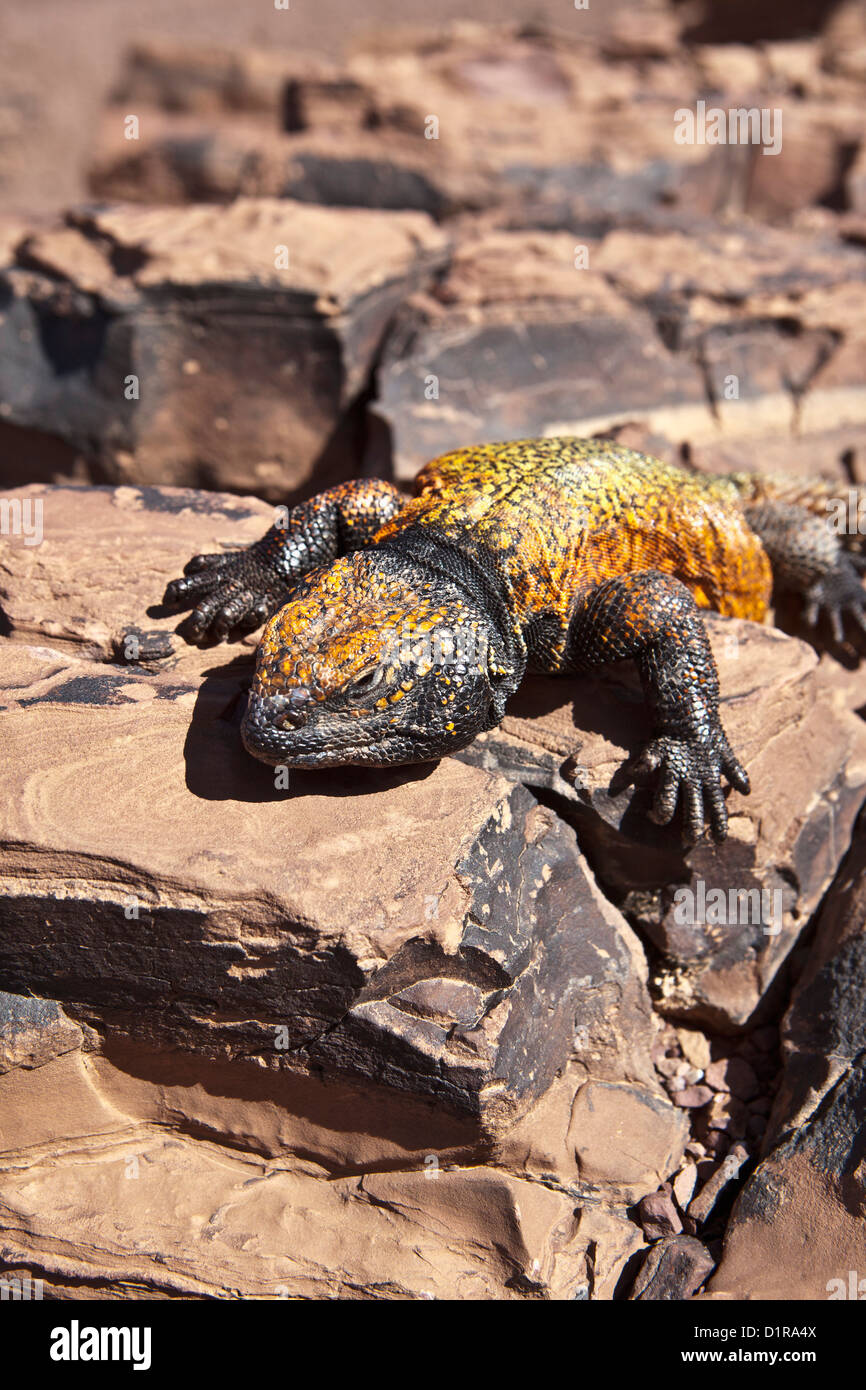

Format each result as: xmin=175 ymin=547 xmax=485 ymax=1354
xmin=245 ymin=688 xmax=313 ymax=733
xmin=277 ymin=687 xmax=313 ymax=728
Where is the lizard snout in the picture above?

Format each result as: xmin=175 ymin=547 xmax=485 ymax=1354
xmin=257 ymin=688 xmax=313 ymax=729
xmin=276 ymin=687 xmax=314 ymax=728
xmin=241 ymin=687 xmax=314 ymax=760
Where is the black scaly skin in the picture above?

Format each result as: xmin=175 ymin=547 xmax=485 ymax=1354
xmin=565 ymin=572 xmax=743 ymax=840
xmin=166 ymin=478 xmax=403 ymax=641
xmin=744 ymin=501 xmax=866 ymax=645
xmin=161 ymin=439 xmax=866 ymax=844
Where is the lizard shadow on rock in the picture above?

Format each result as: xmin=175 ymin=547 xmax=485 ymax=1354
xmin=180 ymin=649 xmax=655 ymax=808
xmin=503 ymin=673 xmax=670 ymax=843
xmin=505 ymin=665 xmax=652 ymax=748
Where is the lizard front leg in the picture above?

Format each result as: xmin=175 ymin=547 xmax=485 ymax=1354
xmin=566 ymin=569 xmax=749 ymax=844
xmin=163 ymin=478 xmax=405 ymax=642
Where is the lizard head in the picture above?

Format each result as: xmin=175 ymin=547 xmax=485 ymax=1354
xmin=240 ymin=550 xmax=515 ymax=768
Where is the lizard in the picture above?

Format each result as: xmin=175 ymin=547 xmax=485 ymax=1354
xmin=161 ymin=437 xmax=866 ymax=845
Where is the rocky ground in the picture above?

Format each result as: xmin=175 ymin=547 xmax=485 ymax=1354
xmin=1 ymin=0 xmax=866 ymax=1299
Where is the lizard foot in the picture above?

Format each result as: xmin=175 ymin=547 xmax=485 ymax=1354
xmin=628 ymin=731 xmax=749 ymax=845
xmin=163 ymin=552 xmax=284 ymax=643
xmin=802 ymin=555 xmax=866 ymax=647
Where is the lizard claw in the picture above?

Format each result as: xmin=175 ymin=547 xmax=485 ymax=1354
xmin=632 ymin=730 xmax=749 ymax=845
xmin=163 ymin=551 xmax=283 ymax=643
xmin=802 ymin=557 xmax=866 ymax=646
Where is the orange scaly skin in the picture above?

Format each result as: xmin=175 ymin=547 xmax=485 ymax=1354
xmin=162 ymin=438 xmax=866 ymax=843
xmin=376 ymin=439 xmax=773 ymax=650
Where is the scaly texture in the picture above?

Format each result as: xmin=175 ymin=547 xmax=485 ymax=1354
xmin=163 ymin=438 xmax=866 ymax=842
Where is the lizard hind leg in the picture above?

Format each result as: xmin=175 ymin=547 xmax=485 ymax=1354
xmin=743 ymin=499 xmax=866 ymax=648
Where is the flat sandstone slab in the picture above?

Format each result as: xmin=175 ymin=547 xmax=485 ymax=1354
xmin=0 ymin=485 xmax=678 ymax=1164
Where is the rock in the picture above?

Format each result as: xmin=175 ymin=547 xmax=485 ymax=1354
xmin=707 ymin=1056 xmax=866 ymax=1299
xmin=84 ymin=19 xmax=866 ymax=246
xmin=0 ymin=482 xmax=678 ymax=1168
xmin=577 ymin=1207 xmax=647 ymax=1301
xmin=676 ymin=1027 xmax=712 ymax=1071
xmin=629 ymin=1234 xmax=716 ymax=1300
xmin=704 ymin=1056 xmax=759 ymax=1100
xmin=0 ymin=993 xmax=84 ymax=1075
xmin=596 ymin=225 xmax=866 ymax=469
xmin=0 ymin=1121 xmax=586 ymax=1299
xmin=373 ymin=230 xmax=708 ymax=481
xmin=699 ymin=1094 xmax=749 ymax=1140
xmin=768 ymin=816 xmax=866 ymax=1145
xmin=105 ymin=38 xmax=336 ymax=120
xmin=687 ymin=1142 xmax=750 ymax=1226
xmin=695 ymin=43 xmax=767 ymax=93
xmin=84 ymin=26 xmax=720 ymax=234
xmin=0 ymin=482 xmax=273 ymax=674
xmin=676 ymin=1064 xmax=704 ymax=1086
xmin=672 ymin=1164 xmax=699 ymax=1211
xmin=0 ymin=991 xmax=649 ymax=1300
xmin=745 ymin=108 xmax=852 ymax=221
xmin=638 ymin=1185 xmax=683 ymax=1241
xmin=458 ymin=614 xmax=866 ymax=1031
xmin=568 ymin=1083 xmax=688 ymax=1203
xmin=89 ymin=118 xmax=465 ymax=220
xmin=706 ymin=817 xmax=866 ymax=1296
xmin=66 ymin=35 xmax=866 ymax=503
xmin=674 ymin=1086 xmax=714 ymax=1109
xmin=655 ymin=1055 xmax=684 ymax=1079
xmin=0 ymin=200 xmax=448 ymax=498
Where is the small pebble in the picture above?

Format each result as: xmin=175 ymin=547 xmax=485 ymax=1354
xmin=705 ymin=1056 xmax=759 ymax=1100
xmin=676 ymin=1027 xmax=711 ymax=1071
xmin=675 ymin=1062 xmax=704 ymax=1085
xmin=674 ymin=1084 xmax=714 ymax=1108
xmin=638 ymin=1186 xmax=683 ymax=1241
xmin=655 ymin=1055 xmax=682 ymax=1078
xmin=672 ymin=1164 xmax=698 ymax=1210
xmin=702 ymin=1093 xmax=748 ymax=1138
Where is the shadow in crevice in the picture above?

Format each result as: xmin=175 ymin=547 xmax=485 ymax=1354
xmin=90 ymin=1029 xmax=486 ymax=1172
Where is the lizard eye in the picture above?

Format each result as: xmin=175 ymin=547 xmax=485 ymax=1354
xmin=350 ymin=667 xmax=385 ymax=697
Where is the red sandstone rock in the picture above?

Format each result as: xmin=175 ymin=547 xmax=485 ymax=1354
xmin=0 ymin=200 xmax=447 ymax=499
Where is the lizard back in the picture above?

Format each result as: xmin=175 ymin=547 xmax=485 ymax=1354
xmin=373 ymin=438 xmax=773 ymax=667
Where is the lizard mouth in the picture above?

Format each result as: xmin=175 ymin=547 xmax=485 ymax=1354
xmin=240 ymin=688 xmax=479 ymax=769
